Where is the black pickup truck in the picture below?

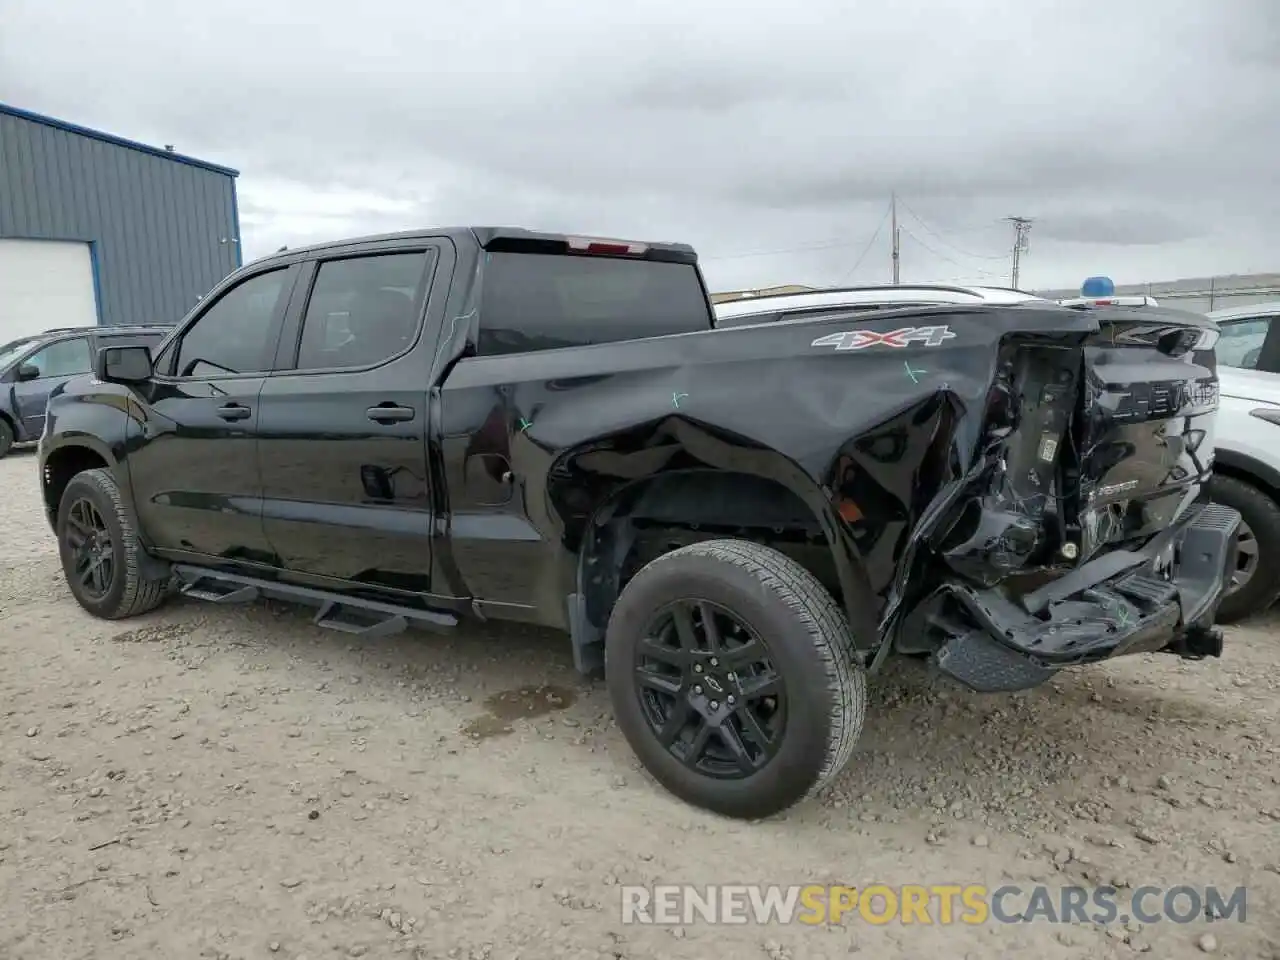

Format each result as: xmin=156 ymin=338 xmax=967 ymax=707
xmin=38 ymin=226 xmax=1238 ymax=819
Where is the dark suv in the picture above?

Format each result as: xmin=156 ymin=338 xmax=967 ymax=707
xmin=0 ymin=325 xmax=171 ymax=458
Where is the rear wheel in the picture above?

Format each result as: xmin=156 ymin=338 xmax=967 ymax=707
xmin=605 ymin=538 xmax=865 ymax=819
xmin=1211 ymin=474 xmax=1280 ymax=623
xmin=57 ymin=467 xmax=171 ymax=620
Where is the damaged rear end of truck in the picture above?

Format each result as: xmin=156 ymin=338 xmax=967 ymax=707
xmin=869 ymin=301 xmax=1236 ymax=691
xmin=577 ymin=290 xmax=1239 ymax=818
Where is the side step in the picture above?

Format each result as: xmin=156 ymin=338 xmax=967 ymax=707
xmin=181 ymin=578 xmax=260 ymax=604
xmin=933 ymin=630 xmax=1058 ymax=693
xmin=312 ymin=601 xmax=408 ymax=638
xmin=172 ymin=564 xmax=458 ymax=638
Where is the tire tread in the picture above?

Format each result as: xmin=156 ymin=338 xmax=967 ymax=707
xmin=1211 ymin=474 xmax=1280 ymax=623
xmin=630 ymin=538 xmax=866 ymax=804
xmin=61 ymin=468 xmax=169 ymax=619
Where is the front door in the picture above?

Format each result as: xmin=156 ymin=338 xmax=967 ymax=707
xmin=126 ymin=264 xmax=298 ymax=562
xmin=256 ymin=245 xmax=445 ymax=596
xmin=13 ymin=335 xmax=93 ymax=438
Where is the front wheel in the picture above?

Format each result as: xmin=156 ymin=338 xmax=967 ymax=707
xmin=57 ymin=467 xmax=171 ymax=619
xmin=605 ymin=538 xmax=866 ymax=819
xmin=0 ymin=419 xmax=13 ymax=459
xmin=1210 ymin=474 xmax=1280 ymax=623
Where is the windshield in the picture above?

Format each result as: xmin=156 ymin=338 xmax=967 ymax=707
xmin=0 ymin=337 xmax=39 ymax=371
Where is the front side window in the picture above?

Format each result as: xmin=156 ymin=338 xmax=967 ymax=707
xmin=173 ymin=268 xmax=292 ymax=377
xmin=294 ymin=251 xmax=433 ymax=371
xmin=1216 ymin=317 xmax=1273 ymax=370
xmin=23 ymin=337 xmax=91 ymax=378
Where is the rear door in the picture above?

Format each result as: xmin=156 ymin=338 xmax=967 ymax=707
xmin=12 ymin=334 xmax=93 ymax=438
xmin=438 ymin=245 xmax=712 ymax=613
xmin=255 ymin=241 xmax=448 ymax=596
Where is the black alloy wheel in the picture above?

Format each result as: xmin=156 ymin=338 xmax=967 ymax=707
xmin=605 ymin=538 xmax=867 ymax=820
xmin=56 ymin=467 xmax=171 ymax=620
xmin=64 ymin=496 xmax=115 ymax=600
xmin=634 ymin=599 xmax=787 ymax=779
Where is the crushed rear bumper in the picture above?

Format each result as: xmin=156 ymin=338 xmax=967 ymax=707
xmin=920 ymin=502 xmax=1241 ymax=692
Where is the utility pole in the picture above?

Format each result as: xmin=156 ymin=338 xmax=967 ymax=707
xmin=1006 ymin=217 xmax=1033 ymax=288
xmin=891 ymin=192 xmax=900 ymax=285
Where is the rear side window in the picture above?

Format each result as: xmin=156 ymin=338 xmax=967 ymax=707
xmin=23 ymin=337 xmax=92 ymax=378
xmin=476 ymin=253 xmax=709 ymax=356
xmin=294 ymin=251 xmax=433 ymax=371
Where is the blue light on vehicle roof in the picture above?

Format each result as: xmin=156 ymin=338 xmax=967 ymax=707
xmin=1081 ymin=276 xmax=1115 ymax=297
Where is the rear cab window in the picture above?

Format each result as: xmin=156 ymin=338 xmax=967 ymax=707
xmin=476 ymin=252 xmax=711 ymax=356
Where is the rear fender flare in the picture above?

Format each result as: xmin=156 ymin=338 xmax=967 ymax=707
xmin=557 ymin=417 xmax=879 ymax=655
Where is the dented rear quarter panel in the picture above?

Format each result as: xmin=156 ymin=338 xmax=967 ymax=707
xmin=436 ymin=303 xmax=1144 ymax=643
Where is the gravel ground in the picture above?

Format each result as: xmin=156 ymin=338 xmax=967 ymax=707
xmin=1 ymin=447 xmax=1278 ymax=960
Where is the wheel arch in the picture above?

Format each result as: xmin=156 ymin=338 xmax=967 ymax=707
xmin=562 ymin=447 xmax=879 ymax=672
xmin=1211 ymin=448 xmax=1280 ymax=503
xmin=40 ymin=438 xmax=119 ymax=528
xmin=0 ymin=408 xmax=19 ymax=442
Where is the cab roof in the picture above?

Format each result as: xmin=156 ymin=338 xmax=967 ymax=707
xmin=246 ymin=226 xmax=698 ymax=266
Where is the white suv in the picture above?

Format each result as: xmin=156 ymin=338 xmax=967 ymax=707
xmin=713 ymin=283 xmax=1048 ymax=327
xmin=1202 ymin=300 xmax=1280 ymax=622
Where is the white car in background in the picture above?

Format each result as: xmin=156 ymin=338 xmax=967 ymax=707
xmin=1202 ymin=300 xmax=1280 ymax=622
xmin=712 ymin=283 xmax=1048 ymax=327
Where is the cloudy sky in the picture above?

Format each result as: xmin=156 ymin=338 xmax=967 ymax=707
xmin=2 ymin=0 xmax=1276 ymax=293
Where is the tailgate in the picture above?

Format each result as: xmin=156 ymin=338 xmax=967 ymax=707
xmin=1075 ymin=306 xmax=1219 ymax=561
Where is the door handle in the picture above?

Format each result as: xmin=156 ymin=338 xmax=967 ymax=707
xmin=367 ymin=404 xmax=416 ymax=424
xmin=216 ymin=403 xmax=252 ymax=422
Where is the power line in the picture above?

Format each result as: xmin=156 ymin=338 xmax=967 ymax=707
xmin=891 ymin=193 xmax=900 ymax=284
xmin=838 ymin=199 xmax=894 ymax=283
xmin=1006 ymin=217 xmax=1034 ymax=289
xmin=898 ymin=226 xmax=1008 ymax=280
xmin=895 ymin=197 xmax=1009 ymax=262
xmin=701 ymin=237 xmax=857 ymax=262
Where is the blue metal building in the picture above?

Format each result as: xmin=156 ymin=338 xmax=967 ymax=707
xmin=0 ymin=102 xmax=241 ymax=337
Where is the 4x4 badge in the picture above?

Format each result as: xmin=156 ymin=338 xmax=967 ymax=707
xmin=811 ymin=325 xmax=956 ymax=351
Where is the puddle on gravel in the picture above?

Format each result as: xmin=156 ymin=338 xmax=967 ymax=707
xmin=111 ymin=623 xmax=191 ymax=644
xmin=461 ymin=683 xmax=577 ymax=741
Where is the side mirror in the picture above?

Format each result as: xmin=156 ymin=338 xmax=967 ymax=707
xmin=15 ymin=363 xmax=40 ymax=382
xmin=96 ymin=345 xmax=153 ymax=384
